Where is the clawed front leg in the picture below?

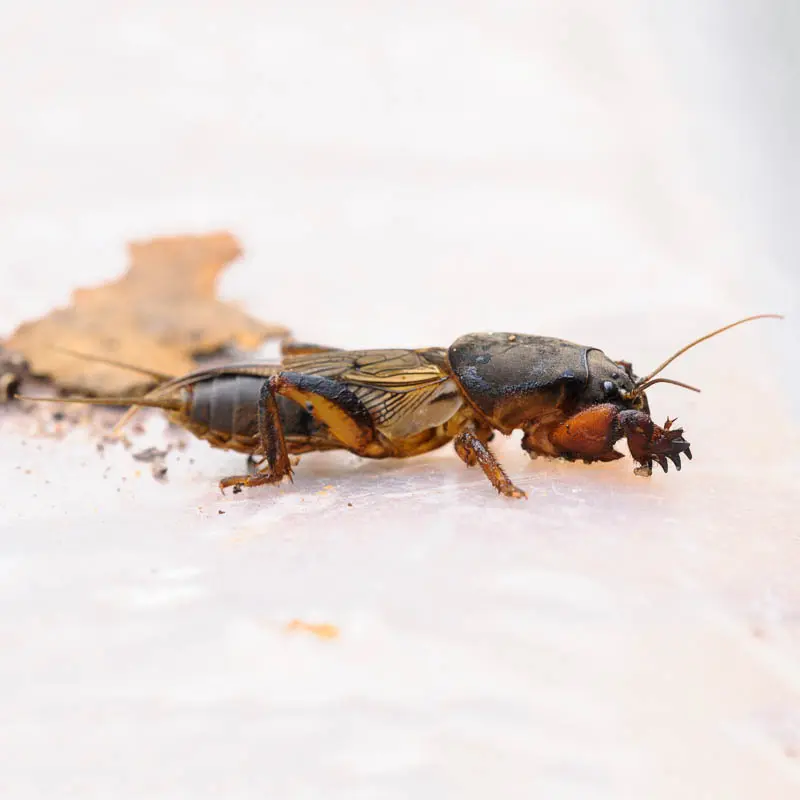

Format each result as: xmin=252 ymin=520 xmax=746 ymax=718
xmin=454 ymin=429 xmax=527 ymax=499
xmin=616 ymin=410 xmax=692 ymax=475
xmin=548 ymin=403 xmax=692 ymax=476
xmin=547 ymin=404 xmax=625 ymax=463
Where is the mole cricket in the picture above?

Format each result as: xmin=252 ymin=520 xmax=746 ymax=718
xmin=17 ymin=314 xmax=782 ymax=499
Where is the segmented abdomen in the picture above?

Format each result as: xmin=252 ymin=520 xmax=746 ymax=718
xmin=184 ymin=374 xmax=316 ymax=452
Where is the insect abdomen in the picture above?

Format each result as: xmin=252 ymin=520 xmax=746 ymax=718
xmin=186 ymin=375 xmax=315 ymax=452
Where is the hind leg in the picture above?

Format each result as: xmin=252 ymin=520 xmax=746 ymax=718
xmin=219 ymin=372 xmax=378 ymax=492
xmin=220 ymin=375 xmax=293 ymax=491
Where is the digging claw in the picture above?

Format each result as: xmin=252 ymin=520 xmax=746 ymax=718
xmin=618 ymin=410 xmax=693 ymax=477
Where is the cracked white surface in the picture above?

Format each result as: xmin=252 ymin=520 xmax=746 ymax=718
xmin=1 ymin=2 xmax=799 ymax=798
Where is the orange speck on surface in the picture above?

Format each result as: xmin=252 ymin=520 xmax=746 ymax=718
xmin=285 ymin=620 xmax=339 ymax=639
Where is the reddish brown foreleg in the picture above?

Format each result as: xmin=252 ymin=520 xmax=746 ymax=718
xmin=548 ymin=404 xmax=692 ymax=475
xmin=616 ymin=410 xmax=692 ymax=474
xmin=548 ymin=404 xmax=626 ymax=463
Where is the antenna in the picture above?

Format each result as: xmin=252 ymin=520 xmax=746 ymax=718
xmin=629 ymin=313 xmax=783 ymax=399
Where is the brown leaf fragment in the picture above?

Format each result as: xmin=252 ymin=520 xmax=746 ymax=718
xmin=7 ymin=232 xmax=289 ymax=395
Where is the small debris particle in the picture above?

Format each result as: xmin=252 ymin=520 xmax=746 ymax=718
xmin=131 ymin=445 xmax=171 ymax=482
xmin=347 ymin=502 xmax=353 ymax=508
xmin=0 ymin=346 xmax=29 ymax=402
xmin=52 ymin=410 xmax=66 ymax=422
xmin=285 ymin=620 xmax=339 ymax=640
xmin=232 ymin=485 xmax=243 ymax=495
xmin=217 ymin=509 xmax=226 ymax=515
xmin=151 ymin=463 xmax=168 ymax=482
xmin=132 ymin=446 xmax=169 ymax=463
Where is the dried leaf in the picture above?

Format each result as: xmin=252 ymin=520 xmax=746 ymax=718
xmin=7 ymin=232 xmax=288 ymax=395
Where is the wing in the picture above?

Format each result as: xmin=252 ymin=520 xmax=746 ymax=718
xmin=283 ymin=348 xmax=459 ymax=436
xmin=152 ymin=361 xmax=280 ymax=395
xmin=283 ymin=348 xmax=447 ymax=386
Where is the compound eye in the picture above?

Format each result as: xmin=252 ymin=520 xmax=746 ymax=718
xmin=603 ymin=380 xmax=617 ymax=397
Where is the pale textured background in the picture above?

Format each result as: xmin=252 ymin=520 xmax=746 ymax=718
xmin=1 ymin=2 xmax=799 ymax=799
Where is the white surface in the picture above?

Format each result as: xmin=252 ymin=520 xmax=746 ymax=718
xmin=1 ymin=2 xmax=799 ymax=798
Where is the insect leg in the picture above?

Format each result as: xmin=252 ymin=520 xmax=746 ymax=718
xmin=547 ymin=404 xmax=626 ymax=463
xmin=616 ymin=410 xmax=692 ymax=474
xmin=219 ymin=375 xmax=294 ymax=491
xmin=272 ymin=372 xmax=376 ymax=452
xmin=454 ymin=429 xmax=527 ymax=499
xmin=547 ymin=404 xmax=692 ymax=473
xmin=219 ymin=371 xmax=380 ymax=492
